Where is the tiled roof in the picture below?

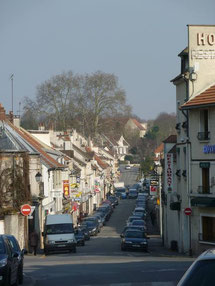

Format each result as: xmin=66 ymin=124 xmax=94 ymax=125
xmin=181 ymin=85 xmax=215 ymax=109
xmin=154 ymin=143 xmax=164 ymax=154
xmin=9 ymin=122 xmax=65 ymax=169
xmin=131 ymin=119 xmax=146 ymax=131
xmin=163 ymin=135 xmax=177 ymax=144
xmin=95 ymin=155 xmax=109 ymax=169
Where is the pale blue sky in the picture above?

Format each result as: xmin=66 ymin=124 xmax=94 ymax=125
xmin=1 ymin=0 xmax=215 ymax=120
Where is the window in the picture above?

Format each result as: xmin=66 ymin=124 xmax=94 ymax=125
xmin=202 ymin=168 xmax=210 ymax=194
xmin=198 ymin=109 xmax=210 ymax=140
xmin=202 ymin=216 xmax=215 ymax=242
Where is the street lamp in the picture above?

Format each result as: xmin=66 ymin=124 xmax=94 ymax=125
xmin=35 ymin=172 xmax=42 ymax=183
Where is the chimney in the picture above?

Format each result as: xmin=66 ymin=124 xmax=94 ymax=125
xmin=9 ymin=111 xmax=13 ymax=123
xmin=0 ymin=104 xmax=6 ymax=120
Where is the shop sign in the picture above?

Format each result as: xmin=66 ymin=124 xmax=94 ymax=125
xmin=63 ymin=180 xmax=70 ymax=199
xmin=203 ymin=145 xmax=215 ymax=154
xmin=166 ymin=153 xmax=173 ymax=192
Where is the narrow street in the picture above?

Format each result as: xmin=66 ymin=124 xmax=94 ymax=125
xmin=23 ymin=166 xmax=193 ymax=286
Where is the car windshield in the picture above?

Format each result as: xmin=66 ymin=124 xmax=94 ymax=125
xmin=125 ymin=231 xmax=146 ymax=238
xmin=128 ymin=217 xmax=138 ymax=222
xmin=0 ymin=238 xmax=5 ymax=254
xmin=129 ymin=190 xmax=137 ymax=194
xmin=46 ymin=223 xmax=74 ymax=234
xmin=115 ymin=188 xmax=126 ymax=193
xmin=180 ymin=260 xmax=215 ymax=286
xmin=132 ymin=220 xmax=145 ymax=226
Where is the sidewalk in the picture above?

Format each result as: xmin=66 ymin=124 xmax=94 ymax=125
xmin=146 ymin=199 xmax=188 ymax=258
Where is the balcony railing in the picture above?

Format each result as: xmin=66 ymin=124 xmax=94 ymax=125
xmin=197 ymin=186 xmax=211 ymax=194
xmin=199 ymin=233 xmax=215 ymax=244
xmin=197 ymin=131 xmax=210 ymax=141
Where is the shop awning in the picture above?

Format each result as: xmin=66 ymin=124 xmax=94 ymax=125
xmin=191 ymin=197 xmax=215 ymax=207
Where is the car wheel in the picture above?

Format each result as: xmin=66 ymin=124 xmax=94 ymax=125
xmin=72 ymin=247 xmax=77 ymax=253
xmin=18 ymin=266 xmax=24 ymax=284
xmin=82 ymin=241 xmax=85 ymax=246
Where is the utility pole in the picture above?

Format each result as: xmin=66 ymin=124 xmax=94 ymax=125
xmin=10 ymin=74 xmax=14 ymax=113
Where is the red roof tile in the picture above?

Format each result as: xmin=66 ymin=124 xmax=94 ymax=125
xmin=154 ymin=143 xmax=164 ymax=154
xmin=163 ymin=135 xmax=177 ymax=144
xmin=181 ymin=85 xmax=215 ymax=109
xmin=8 ymin=122 xmax=65 ymax=168
xmin=131 ymin=119 xmax=146 ymax=131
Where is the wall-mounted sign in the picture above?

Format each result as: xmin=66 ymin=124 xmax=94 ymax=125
xmin=200 ymin=162 xmax=210 ymax=168
xmin=63 ymin=180 xmax=70 ymax=198
xmin=166 ymin=153 xmax=173 ymax=192
xmin=203 ymin=145 xmax=215 ymax=154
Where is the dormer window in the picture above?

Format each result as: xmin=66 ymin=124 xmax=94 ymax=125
xmin=181 ymin=55 xmax=189 ymax=74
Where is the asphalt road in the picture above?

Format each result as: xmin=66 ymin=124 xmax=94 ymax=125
xmin=23 ymin=165 xmax=193 ymax=286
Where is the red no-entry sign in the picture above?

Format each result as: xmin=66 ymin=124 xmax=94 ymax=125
xmin=21 ymin=204 xmax=32 ymax=216
xmin=184 ymin=207 xmax=192 ymax=216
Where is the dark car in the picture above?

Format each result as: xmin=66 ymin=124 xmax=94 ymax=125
xmin=81 ymin=221 xmax=99 ymax=236
xmin=130 ymin=220 xmax=146 ymax=228
xmin=74 ymin=229 xmax=85 ymax=246
xmin=0 ymin=235 xmax=19 ymax=286
xmin=131 ymin=183 xmax=142 ymax=192
xmin=121 ymin=230 xmax=148 ymax=251
xmin=6 ymin=234 xmax=27 ymax=284
xmin=97 ymin=204 xmax=112 ymax=221
xmin=107 ymin=196 xmax=119 ymax=207
xmin=83 ymin=217 xmax=101 ymax=232
xmin=79 ymin=226 xmax=90 ymax=241
xmin=128 ymin=189 xmax=138 ymax=199
xmin=114 ymin=187 xmax=127 ymax=199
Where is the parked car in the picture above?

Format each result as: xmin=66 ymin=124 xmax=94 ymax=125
xmin=0 ymin=235 xmax=19 ymax=286
xmin=127 ymin=216 xmax=145 ymax=226
xmin=130 ymin=220 xmax=146 ymax=228
xmin=128 ymin=189 xmax=138 ymax=199
xmin=131 ymin=183 xmax=142 ymax=192
xmin=6 ymin=234 xmax=27 ymax=284
xmin=97 ymin=204 xmax=112 ymax=221
xmin=114 ymin=187 xmax=127 ymax=199
xmin=91 ymin=213 xmax=104 ymax=228
xmin=133 ymin=207 xmax=147 ymax=218
xmin=121 ymin=230 xmax=148 ymax=251
xmin=177 ymin=248 xmax=215 ymax=285
xmin=125 ymin=165 xmax=131 ymax=170
xmin=83 ymin=217 xmax=101 ymax=232
xmin=107 ymin=195 xmax=119 ymax=207
xmin=81 ymin=221 xmax=99 ymax=236
xmin=74 ymin=229 xmax=85 ymax=246
xmin=120 ymin=226 xmax=146 ymax=238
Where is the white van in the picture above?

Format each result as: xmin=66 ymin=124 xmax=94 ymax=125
xmin=43 ymin=214 xmax=76 ymax=255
